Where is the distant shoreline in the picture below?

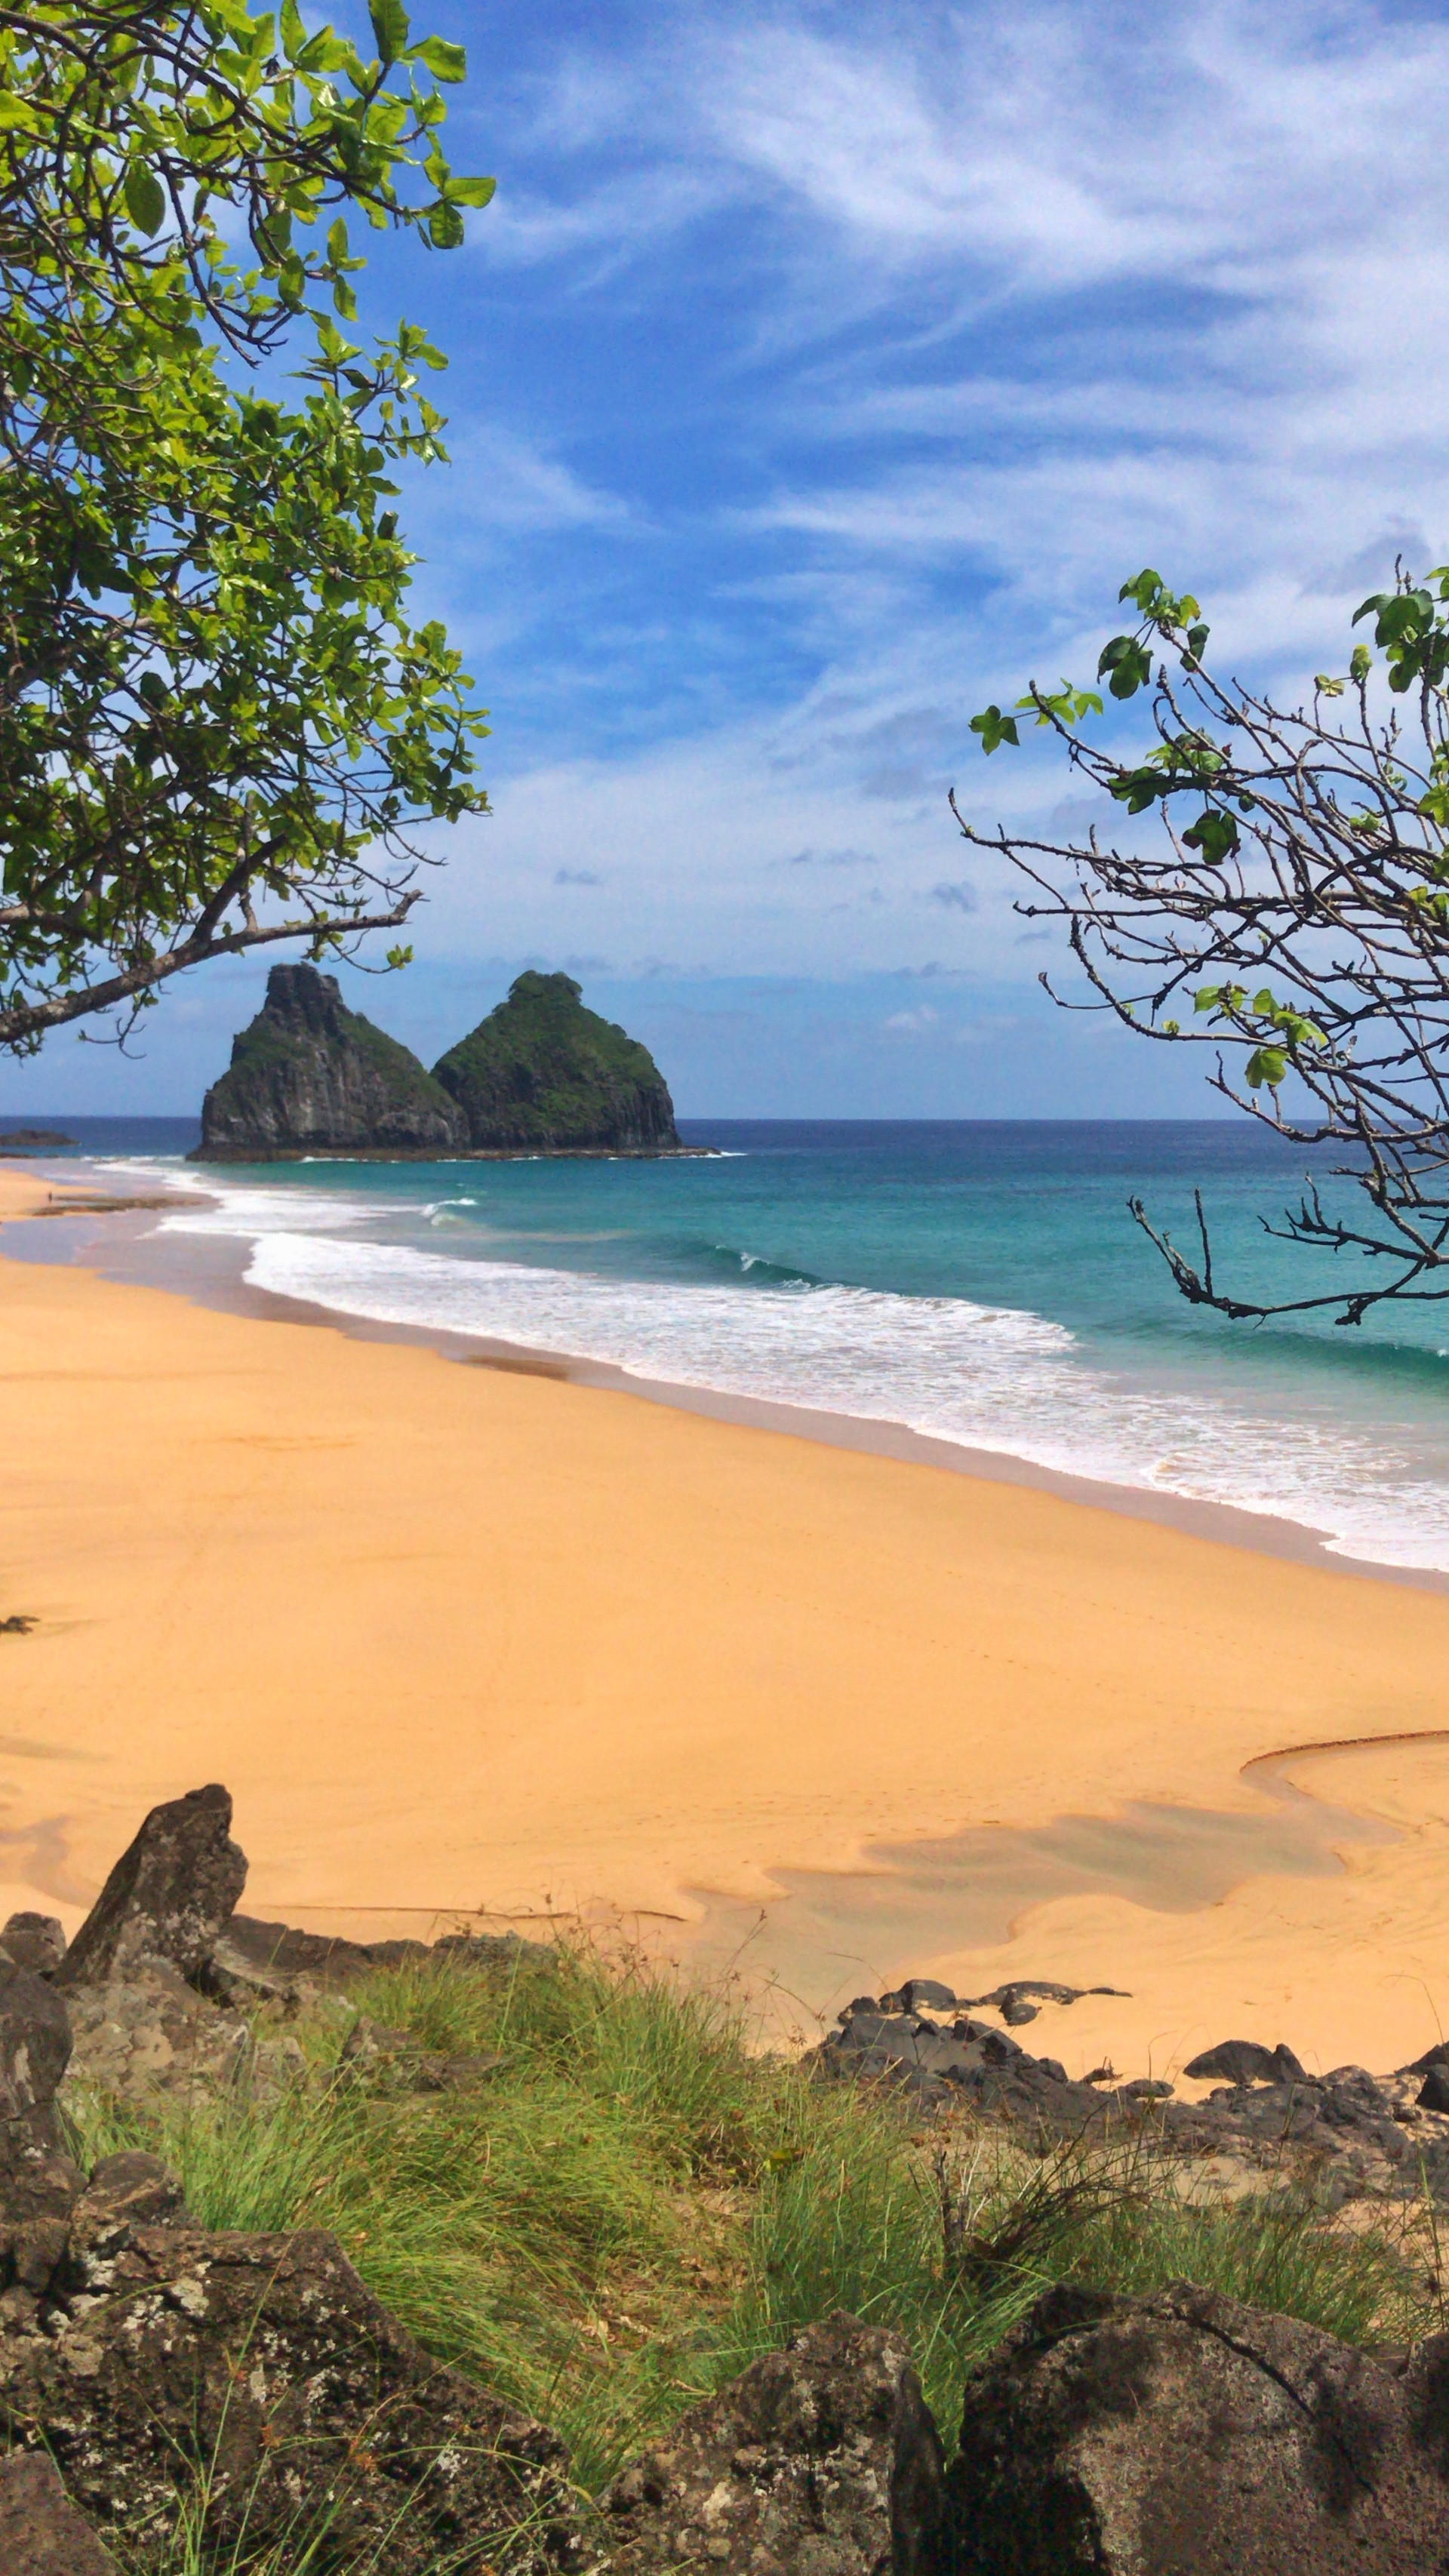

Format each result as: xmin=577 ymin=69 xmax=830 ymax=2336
xmin=187 ymin=1143 xmax=717 ymax=1164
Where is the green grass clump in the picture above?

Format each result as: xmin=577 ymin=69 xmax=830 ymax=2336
xmin=67 ymin=1941 xmax=1441 ymax=2510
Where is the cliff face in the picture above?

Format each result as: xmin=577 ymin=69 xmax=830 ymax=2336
xmin=195 ymin=965 xmax=466 ymax=1160
xmin=433 ymin=971 xmax=681 ymax=1151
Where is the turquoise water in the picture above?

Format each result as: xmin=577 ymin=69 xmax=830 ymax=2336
xmin=86 ymin=1116 xmax=1449 ymax=1572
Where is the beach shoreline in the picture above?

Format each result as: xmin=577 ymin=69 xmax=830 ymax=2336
xmin=9 ymin=1156 xmax=1449 ymax=1599
xmin=5 ymin=1154 xmax=1449 ymax=2085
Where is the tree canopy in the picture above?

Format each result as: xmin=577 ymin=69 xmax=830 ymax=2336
xmin=0 ymin=2 xmax=494 ymax=1055
xmin=961 ymin=567 xmax=1449 ymax=1324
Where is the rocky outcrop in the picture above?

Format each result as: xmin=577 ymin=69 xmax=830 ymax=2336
xmin=57 ymin=1784 xmax=246 ymax=1992
xmin=0 ymin=2197 xmax=593 ymax=2574
xmin=820 ymin=1987 xmax=1449 ymax=2203
xmin=433 ymin=971 xmax=681 ymax=1151
xmin=603 ymin=2313 xmax=944 ymax=2575
xmin=194 ymin=963 xmax=466 ymax=1159
xmin=0 ymin=1961 xmax=82 ymax=2314
xmin=0 ymin=2452 xmax=117 ymax=2575
xmin=946 ymin=2281 xmax=1449 ymax=2572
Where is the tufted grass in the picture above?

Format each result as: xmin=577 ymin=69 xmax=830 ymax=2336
xmin=67 ymin=1940 xmax=1442 ymax=2531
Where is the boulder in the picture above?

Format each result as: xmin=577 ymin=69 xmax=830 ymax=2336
xmin=57 ymin=1785 xmax=246 ymax=1991
xmin=193 ymin=963 xmax=466 ymax=1160
xmin=0 ymin=2452 xmax=117 ymax=2575
xmin=0 ymin=1961 xmax=82 ymax=2313
xmin=602 ymin=2312 xmax=944 ymax=2574
xmin=0 ymin=2215 xmax=594 ymax=2574
xmin=1183 ymin=2040 xmax=1309 ymax=2086
xmin=433 ymin=970 xmax=681 ymax=1151
xmin=0 ymin=1917 xmax=66 ymax=1979
xmin=946 ymin=2279 xmax=1449 ymax=2572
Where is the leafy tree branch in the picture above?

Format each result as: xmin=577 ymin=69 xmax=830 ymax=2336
xmin=958 ymin=566 xmax=1449 ymax=1323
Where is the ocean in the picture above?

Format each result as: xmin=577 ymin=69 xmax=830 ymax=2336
xmin=18 ymin=1114 xmax=1449 ymax=1574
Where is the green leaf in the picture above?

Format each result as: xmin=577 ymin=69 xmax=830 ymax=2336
xmin=0 ymin=94 xmax=34 ymax=129
xmin=426 ymin=201 xmax=465 ymax=248
xmin=1097 ymin=635 xmax=1152 ymax=699
xmin=368 ymin=0 xmax=411 ymax=63
xmin=280 ymin=0 xmax=308 ymax=62
xmin=969 ymin=704 xmax=1020 ymax=755
xmin=1349 ymin=644 xmax=1372 ymax=683
xmin=443 ymin=174 xmax=496 ymax=207
xmin=411 ymin=34 xmax=467 ymax=80
xmin=124 ymin=161 xmax=166 ymax=238
xmin=1181 ymin=809 xmax=1240 ymax=865
xmin=1245 ymin=1047 xmax=1286 ymax=1090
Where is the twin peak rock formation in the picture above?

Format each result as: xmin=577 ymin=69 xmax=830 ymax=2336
xmin=195 ymin=964 xmax=681 ymax=1160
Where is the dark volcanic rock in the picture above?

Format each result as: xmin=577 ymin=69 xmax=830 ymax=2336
xmin=0 ymin=2452 xmax=117 ymax=2574
xmin=1183 ymin=2037 xmax=1309 ymax=2086
xmin=947 ymin=2280 xmax=1449 ymax=2573
xmin=194 ymin=963 xmax=466 ymax=1160
xmin=603 ymin=2312 xmax=944 ymax=2574
xmin=208 ymin=1912 xmax=549 ymax=2005
xmin=0 ymin=1960 xmax=81 ymax=2308
xmin=433 ymin=970 xmax=681 ymax=1151
xmin=1 ymin=2218 xmax=592 ymax=2573
xmin=57 ymin=1784 xmax=246 ymax=1992
xmin=0 ymin=1915 xmax=66 ymax=1978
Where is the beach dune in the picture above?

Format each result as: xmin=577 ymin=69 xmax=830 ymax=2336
xmin=4 ymin=1160 xmax=1449 ymax=2083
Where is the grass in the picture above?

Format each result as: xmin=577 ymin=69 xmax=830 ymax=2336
xmin=64 ymin=1941 xmax=1444 ymax=2544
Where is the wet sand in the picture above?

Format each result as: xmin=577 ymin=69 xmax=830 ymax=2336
xmin=4 ymin=1159 xmax=1449 ymax=2080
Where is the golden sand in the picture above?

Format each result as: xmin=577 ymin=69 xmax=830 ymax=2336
xmin=3 ymin=1159 xmax=1449 ymax=2083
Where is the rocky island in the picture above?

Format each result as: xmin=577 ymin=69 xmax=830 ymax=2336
xmin=192 ymin=964 xmax=682 ymax=1160
xmin=434 ymin=970 xmax=681 ymax=1151
xmin=195 ymin=964 xmax=464 ymax=1160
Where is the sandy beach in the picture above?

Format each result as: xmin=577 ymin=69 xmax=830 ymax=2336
xmin=5 ymin=1157 xmax=1449 ymax=2085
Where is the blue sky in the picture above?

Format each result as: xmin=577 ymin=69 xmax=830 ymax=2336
xmin=9 ymin=0 xmax=1449 ymax=1117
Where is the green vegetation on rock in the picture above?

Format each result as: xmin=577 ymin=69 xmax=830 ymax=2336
xmin=196 ymin=963 xmax=463 ymax=1158
xmin=433 ymin=972 xmax=681 ymax=1151
xmin=69 ymin=1941 xmax=1438 ymax=2525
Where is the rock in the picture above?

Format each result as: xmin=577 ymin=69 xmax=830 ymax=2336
xmin=963 ymin=1980 xmax=1129 ymax=2014
xmin=1408 ymin=2039 xmax=1449 ymax=2075
xmin=0 ymin=1962 xmax=82 ymax=2298
xmin=603 ymin=2312 xmax=944 ymax=2574
xmin=881 ymin=1979 xmax=958 ymax=2015
xmin=208 ymin=1911 xmax=430 ymax=1994
xmin=0 ymin=2452 xmax=117 ymax=2574
xmin=57 ymin=1784 xmax=246 ymax=1991
xmin=947 ymin=2279 xmax=1449 ymax=2572
xmin=0 ymin=1917 xmax=66 ymax=1978
xmin=432 ymin=971 xmax=681 ymax=1152
xmin=2 ymin=2218 xmax=593 ymax=2573
xmin=193 ymin=964 xmax=466 ymax=1160
xmin=1182 ymin=2038 xmax=1309 ymax=2086
xmin=62 ymin=1957 xmax=258 ymax=2105
xmin=0 ymin=1128 xmax=75 ymax=1148
xmin=1420 ymin=2066 xmax=1449 ymax=2113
